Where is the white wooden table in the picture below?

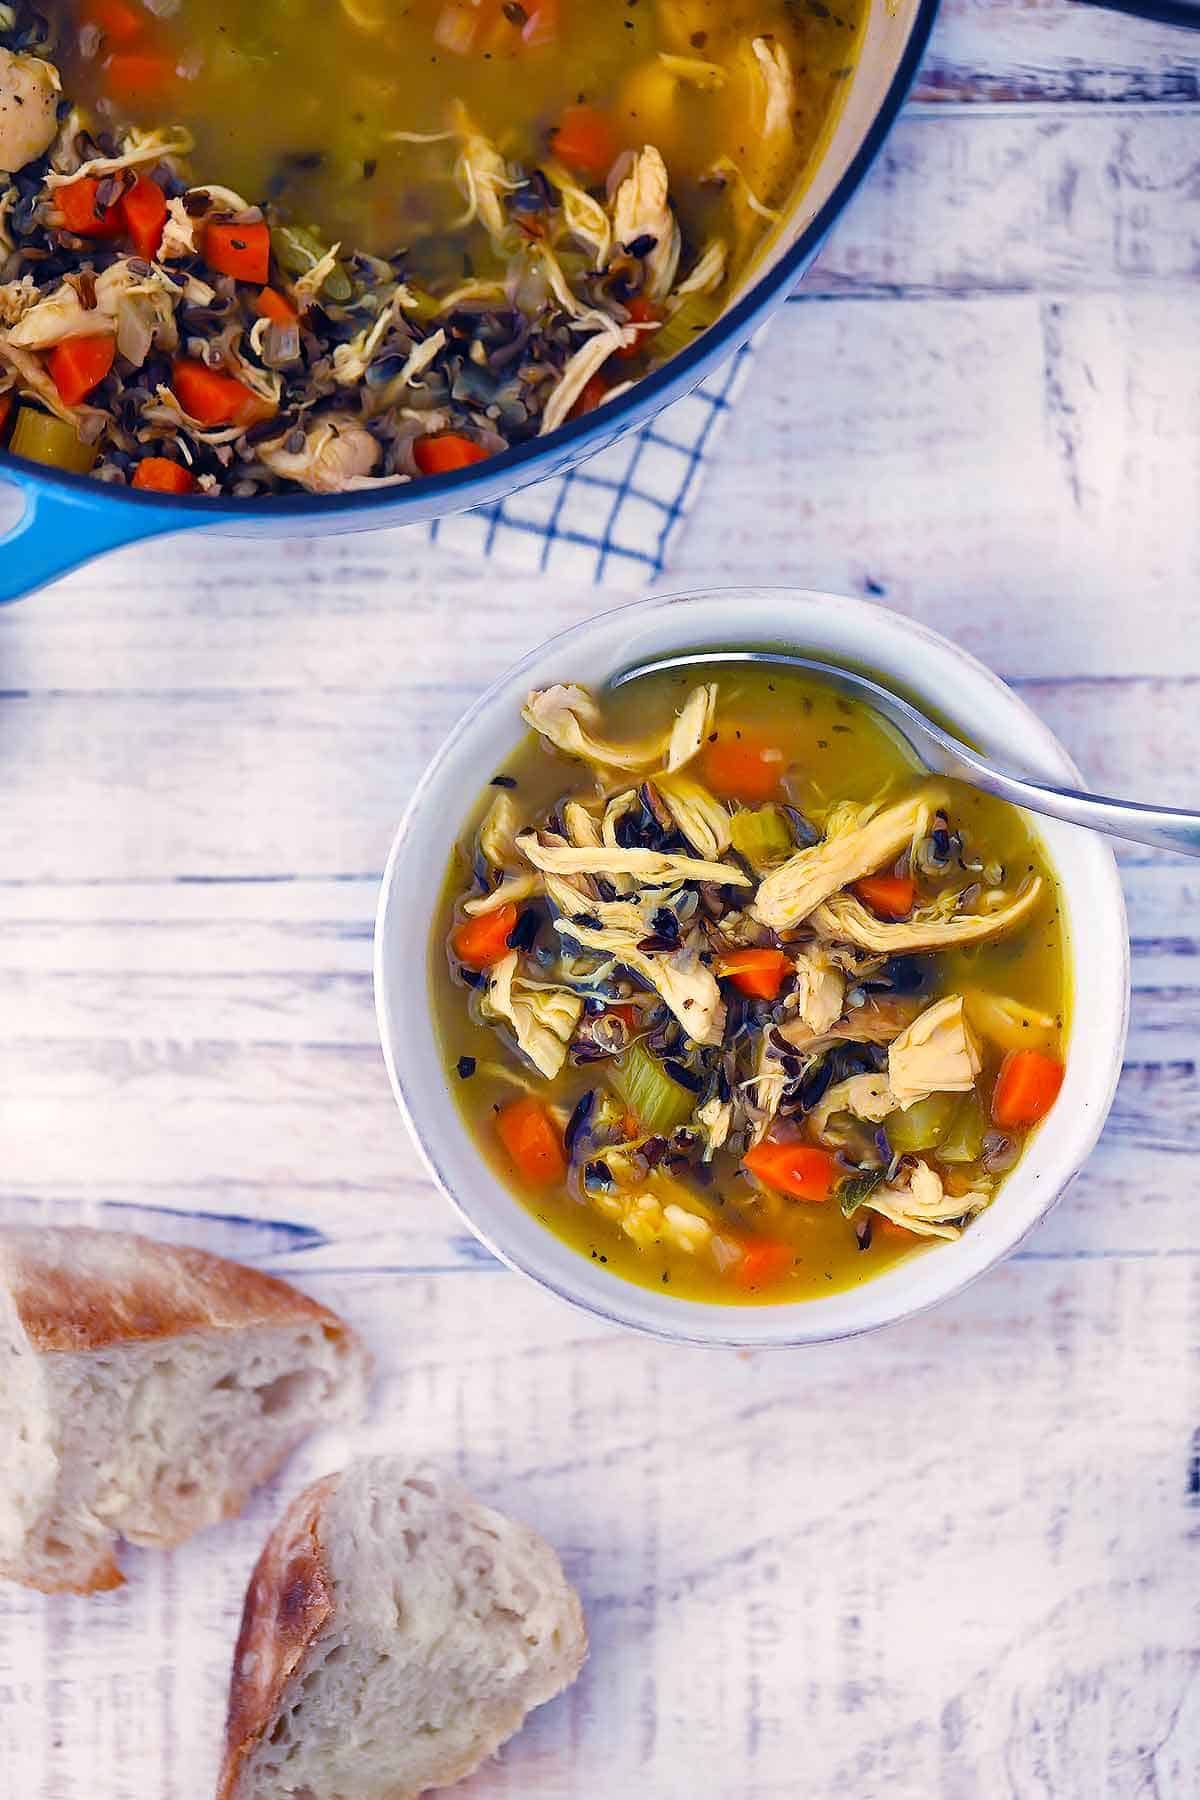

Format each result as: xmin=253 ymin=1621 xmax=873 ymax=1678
xmin=2 ymin=3 xmax=1199 ymax=1794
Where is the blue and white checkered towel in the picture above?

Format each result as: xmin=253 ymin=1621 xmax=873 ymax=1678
xmin=424 ymin=341 xmax=753 ymax=588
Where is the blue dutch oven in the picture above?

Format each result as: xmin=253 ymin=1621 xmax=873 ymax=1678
xmin=0 ymin=0 xmax=948 ymax=602
xmin=9 ymin=0 xmax=1186 ymax=603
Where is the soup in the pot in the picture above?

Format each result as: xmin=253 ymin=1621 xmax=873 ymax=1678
xmin=431 ymin=663 xmax=1070 ymax=1305
xmin=0 ymin=0 xmax=864 ymax=495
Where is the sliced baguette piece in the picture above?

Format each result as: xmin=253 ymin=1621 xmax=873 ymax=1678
xmin=219 ymin=1455 xmax=587 ymax=1800
xmin=0 ymin=1226 xmax=370 ymax=1594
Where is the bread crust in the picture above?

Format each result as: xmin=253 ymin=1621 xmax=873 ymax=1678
xmin=0 ymin=1226 xmax=350 ymax=1354
xmin=0 ymin=1227 xmax=369 ymax=1596
xmin=218 ymin=1475 xmax=339 ymax=1800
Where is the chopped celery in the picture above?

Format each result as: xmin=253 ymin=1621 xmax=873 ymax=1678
xmin=404 ymin=286 xmax=444 ymax=323
xmin=650 ymin=293 xmax=719 ymax=363
xmin=730 ymin=804 xmax=793 ymax=871
xmin=607 ymin=1041 xmax=695 ymax=1137
xmin=937 ymin=1093 xmax=986 ymax=1164
xmin=885 ymin=1091 xmax=960 ymax=1155
xmin=269 ymin=224 xmax=352 ymax=300
xmin=9 ymin=407 xmax=97 ymax=474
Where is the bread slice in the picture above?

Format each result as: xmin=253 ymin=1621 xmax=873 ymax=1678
xmin=219 ymin=1456 xmax=587 ymax=1800
xmin=0 ymin=1226 xmax=370 ymax=1593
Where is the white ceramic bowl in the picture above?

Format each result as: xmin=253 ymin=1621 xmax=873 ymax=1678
xmin=375 ymin=588 xmax=1129 ymax=1347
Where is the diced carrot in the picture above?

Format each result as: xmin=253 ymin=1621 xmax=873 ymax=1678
xmin=104 ymin=50 xmax=178 ymax=102
xmin=495 ymin=1095 xmax=567 ymax=1187
xmin=120 ymin=173 xmax=168 ymax=260
xmin=743 ymin=1138 xmax=839 ymax=1203
xmin=450 ymin=902 xmax=519 ymax=971
xmin=621 ymin=1109 xmax=640 ymax=1140
xmin=521 ymin=0 xmax=559 ymax=47
xmin=701 ymin=732 xmax=785 ymax=803
xmin=568 ymin=372 xmax=609 ymax=420
xmin=716 ymin=948 xmax=791 ymax=1001
xmin=617 ymin=294 xmax=662 ymax=360
xmin=205 ymin=220 xmax=271 ymax=285
xmin=47 ymin=334 xmax=116 ymax=406
xmin=0 ymin=393 xmax=11 ymax=439
xmin=255 ymin=286 xmax=299 ymax=326
xmin=131 ymin=456 xmax=196 ymax=494
xmin=172 ymin=358 xmax=274 ymax=428
xmin=84 ymin=0 xmax=144 ymax=45
xmin=854 ymin=874 xmax=916 ymax=920
xmin=55 ymin=176 xmax=124 ymax=239
xmin=991 ymin=1049 xmax=1064 ymax=1130
xmin=874 ymin=1216 xmax=920 ymax=1240
xmin=550 ymin=105 xmax=618 ymax=180
xmin=414 ymin=433 xmax=490 ymax=475
xmin=732 ymin=1237 xmax=795 ymax=1289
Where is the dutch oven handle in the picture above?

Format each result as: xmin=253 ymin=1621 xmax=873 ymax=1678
xmin=0 ymin=462 xmax=208 ymax=605
xmin=1074 ymin=0 xmax=1200 ymax=25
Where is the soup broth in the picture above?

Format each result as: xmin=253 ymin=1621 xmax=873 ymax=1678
xmin=51 ymin=0 xmax=863 ymax=261
xmin=432 ymin=664 xmax=1070 ymax=1306
xmin=0 ymin=0 xmax=864 ymax=493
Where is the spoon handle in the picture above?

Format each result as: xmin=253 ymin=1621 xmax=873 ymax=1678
xmin=936 ymin=740 xmax=1200 ymax=858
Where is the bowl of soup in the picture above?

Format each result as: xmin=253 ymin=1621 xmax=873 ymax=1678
xmin=0 ymin=0 xmax=938 ymax=596
xmin=374 ymin=587 xmax=1129 ymax=1346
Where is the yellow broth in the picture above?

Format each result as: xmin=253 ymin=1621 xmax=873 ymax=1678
xmin=51 ymin=0 xmax=865 ymax=264
xmin=431 ymin=665 xmax=1070 ymax=1306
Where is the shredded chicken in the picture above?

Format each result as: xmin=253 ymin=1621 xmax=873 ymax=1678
xmin=517 ymin=829 xmax=748 ymax=890
xmin=774 ymin=995 xmax=923 ymax=1058
xmin=963 ymin=987 xmax=1058 ymax=1053
xmin=539 ymin=324 xmax=631 ymax=436
xmin=522 ymin=681 xmax=718 ymax=774
xmin=669 ymin=238 xmax=727 ymax=307
xmin=611 ymin=146 xmax=681 ymax=302
xmin=744 ymin=1032 xmax=787 ymax=1144
xmin=478 ymin=792 xmax=522 ymax=869
xmin=810 ymin=878 xmax=1044 ymax=953
xmin=665 ymin=683 xmax=717 ymax=771
xmin=695 ymin=1094 xmax=732 ymax=1161
xmin=44 ymin=124 xmax=193 ymax=188
xmin=450 ymin=102 xmax=516 ymax=248
xmin=0 ymin=271 xmax=38 ymax=328
xmin=562 ymin=801 xmax=603 ymax=850
xmin=257 ymin=416 xmax=385 ymax=494
xmin=865 ymin=1160 xmax=991 ymax=1242
xmin=811 ymin=1073 xmax=896 ymax=1135
xmin=592 ymin=1184 xmax=713 ymax=1254
xmin=463 ymin=872 xmax=541 ymax=917
xmin=483 ymin=951 xmax=583 ymax=1080
xmin=888 ymin=995 xmax=982 ymax=1109
xmin=722 ymin=36 xmax=796 ymax=227
xmin=157 ymin=196 xmax=201 ymax=261
xmin=0 ymin=47 xmax=59 ymax=173
xmin=655 ymin=773 xmax=731 ymax=860
xmin=330 ymin=288 xmax=418 ymax=385
xmin=784 ymin=946 xmax=845 ymax=1038
xmin=9 ymin=259 xmax=180 ymax=351
xmin=553 ymin=918 xmax=725 ymax=1047
xmin=752 ymin=787 xmax=946 ymax=931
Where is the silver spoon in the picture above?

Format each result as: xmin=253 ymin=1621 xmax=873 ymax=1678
xmin=609 ymin=650 xmax=1200 ymax=858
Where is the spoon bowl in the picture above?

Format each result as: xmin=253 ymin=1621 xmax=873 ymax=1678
xmin=610 ymin=649 xmax=1200 ymax=858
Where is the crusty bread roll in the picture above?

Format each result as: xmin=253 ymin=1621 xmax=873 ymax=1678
xmin=0 ymin=1226 xmax=369 ymax=1593
xmin=219 ymin=1456 xmax=587 ymax=1800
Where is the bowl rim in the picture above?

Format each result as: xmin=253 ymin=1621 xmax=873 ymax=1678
xmin=374 ymin=587 xmax=1131 ymax=1347
xmin=0 ymin=0 xmax=941 ymax=523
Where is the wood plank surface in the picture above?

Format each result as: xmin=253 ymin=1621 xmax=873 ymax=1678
xmin=1 ymin=1 xmax=1199 ymax=1793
